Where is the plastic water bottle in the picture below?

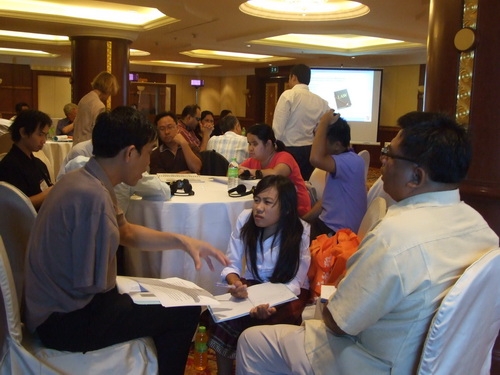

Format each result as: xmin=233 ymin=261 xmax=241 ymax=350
xmin=193 ymin=325 xmax=208 ymax=371
xmin=48 ymin=125 xmax=56 ymax=140
xmin=227 ymin=157 xmax=239 ymax=191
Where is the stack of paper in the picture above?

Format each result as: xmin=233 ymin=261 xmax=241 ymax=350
xmin=116 ymin=276 xmax=219 ymax=307
xmin=208 ymin=282 xmax=297 ymax=323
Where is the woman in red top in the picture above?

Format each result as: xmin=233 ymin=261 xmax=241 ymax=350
xmin=239 ymin=123 xmax=311 ymax=217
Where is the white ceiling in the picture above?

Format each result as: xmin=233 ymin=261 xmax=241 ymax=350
xmin=0 ymin=0 xmax=430 ymax=76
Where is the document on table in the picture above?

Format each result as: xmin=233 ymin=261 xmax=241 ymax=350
xmin=208 ymin=282 xmax=297 ymax=323
xmin=116 ymin=276 xmax=220 ymax=307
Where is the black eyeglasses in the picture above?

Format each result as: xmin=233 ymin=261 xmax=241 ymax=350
xmin=381 ymin=145 xmax=418 ymax=164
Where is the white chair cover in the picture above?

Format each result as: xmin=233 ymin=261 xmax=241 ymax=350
xmin=357 ymin=196 xmax=386 ymax=241
xmin=0 ymin=182 xmax=37 ymax=303
xmin=308 ymin=168 xmax=327 ymax=201
xmin=367 ymin=175 xmax=396 ymax=209
xmin=357 ymin=149 xmax=370 ymax=181
xmin=0 ymin=236 xmax=158 ymax=375
xmin=417 ymin=248 xmax=500 ymax=375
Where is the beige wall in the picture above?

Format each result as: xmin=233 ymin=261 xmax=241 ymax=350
xmin=379 ymin=65 xmax=420 ymax=127
xmin=37 ymin=65 xmax=420 ymax=125
xmin=38 ymin=75 xmax=72 ymax=119
xmin=166 ymin=74 xmax=247 ymax=117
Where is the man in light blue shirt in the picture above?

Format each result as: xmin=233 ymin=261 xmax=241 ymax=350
xmin=207 ymin=114 xmax=248 ymax=164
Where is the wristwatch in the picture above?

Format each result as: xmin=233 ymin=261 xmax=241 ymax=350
xmin=255 ymin=169 xmax=263 ymax=179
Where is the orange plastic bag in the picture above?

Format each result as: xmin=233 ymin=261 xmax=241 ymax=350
xmin=307 ymin=228 xmax=360 ymax=298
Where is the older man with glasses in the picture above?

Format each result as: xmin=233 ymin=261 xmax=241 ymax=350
xmin=235 ymin=111 xmax=498 ymax=375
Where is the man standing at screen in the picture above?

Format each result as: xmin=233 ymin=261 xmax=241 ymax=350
xmin=272 ymin=64 xmax=330 ymax=181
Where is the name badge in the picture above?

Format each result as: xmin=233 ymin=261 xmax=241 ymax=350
xmin=40 ymin=179 xmax=49 ymax=191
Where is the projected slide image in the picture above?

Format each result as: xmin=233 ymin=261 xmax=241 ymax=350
xmin=309 ymin=68 xmax=378 ymax=122
xmin=309 ymin=68 xmax=382 ymax=144
xmin=334 ymin=89 xmax=352 ymax=109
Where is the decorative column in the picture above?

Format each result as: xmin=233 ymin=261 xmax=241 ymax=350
xmin=425 ymin=1 xmax=500 ymax=372
xmin=70 ymin=36 xmax=131 ymax=108
xmin=426 ymin=0 xmax=500 ymax=235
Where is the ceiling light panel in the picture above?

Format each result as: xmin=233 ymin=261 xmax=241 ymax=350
xmin=0 ymin=47 xmax=58 ymax=57
xmin=181 ymin=49 xmax=294 ymax=63
xmin=130 ymin=60 xmax=220 ymax=69
xmin=251 ymin=34 xmax=424 ymax=54
xmin=0 ymin=0 xmax=174 ymax=29
xmin=239 ymin=0 xmax=369 ymax=21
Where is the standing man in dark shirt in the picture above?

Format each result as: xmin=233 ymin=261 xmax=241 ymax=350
xmin=0 ymin=110 xmax=53 ymax=210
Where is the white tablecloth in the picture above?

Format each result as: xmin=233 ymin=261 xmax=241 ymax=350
xmin=124 ymin=178 xmax=254 ymax=294
xmin=42 ymin=141 xmax=72 ymax=180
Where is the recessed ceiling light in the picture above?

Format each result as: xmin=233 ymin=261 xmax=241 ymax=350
xmin=0 ymin=0 xmax=175 ymax=29
xmin=181 ymin=49 xmax=294 ymax=63
xmin=251 ymin=33 xmax=423 ymax=54
xmin=130 ymin=49 xmax=150 ymax=57
xmin=0 ymin=30 xmax=69 ymax=42
xmin=130 ymin=60 xmax=220 ymax=69
xmin=239 ymin=0 xmax=369 ymax=21
xmin=0 ymin=47 xmax=59 ymax=57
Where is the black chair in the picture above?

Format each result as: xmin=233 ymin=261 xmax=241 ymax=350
xmin=200 ymin=150 xmax=229 ymax=176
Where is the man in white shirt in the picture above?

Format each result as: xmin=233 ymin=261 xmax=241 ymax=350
xmin=236 ymin=111 xmax=499 ymax=375
xmin=206 ymin=114 xmax=248 ymax=164
xmin=272 ymin=64 xmax=330 ymax=180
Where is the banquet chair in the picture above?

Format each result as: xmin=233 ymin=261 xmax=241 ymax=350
xmin=0 ymin=236 xmax=158 ymax=375
xmin=308 ymin=168 xmax=327 ymax=201
xmin=200 ymin=149 xmax=229 ymax=176
xmin=357 ymin=149 xmax=370 ymax=182
xmin=417 ymin=248 xmax=500 ymax=375
xmin=0 ymin=182 xmax=37 ymax=303
xmin=356 ymin=197 xmax=387 ymax=241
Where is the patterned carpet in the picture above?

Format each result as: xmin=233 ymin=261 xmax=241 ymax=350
xmin=184 ymin=167 xmax=382 ymax=374
xmin=366 ymin=166 xmax=381 ymax=190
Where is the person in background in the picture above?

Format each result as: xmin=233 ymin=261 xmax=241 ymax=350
xmin=72 ymin=71 xmax=119 ymax=145
xmin=239 ymin=124 xmax=311 ymax=217
xmin=149 ymin=111 xmax=202 ymax=174
xmin=0 ymin=109 xmax=53 ymax=210
xmin=303 ymin=111 xmax=367 ymax=239
xmin=212 ymin=109 xmax=232 ymax=137
xmin=207 ymin=114 xmax=249 ymax=164
xmin=9 ymin=101 xmax=30 ymax=121
xmin=56 ymin=103 xmax=78 ymax=136
xmin=207 ymin=175 xmax=311 ymax=375
xmin=235 ymin=111 xmax=499 ymax=375
xmin=177 ymin=104 xmax=204 ymax=151
xmin=272 ymin=64 xmax=330 ymax=181
xmin=196 ymin=110 xmax=215 ymax=151
xmin=24 ymin=106 xmax=230 ymax=375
